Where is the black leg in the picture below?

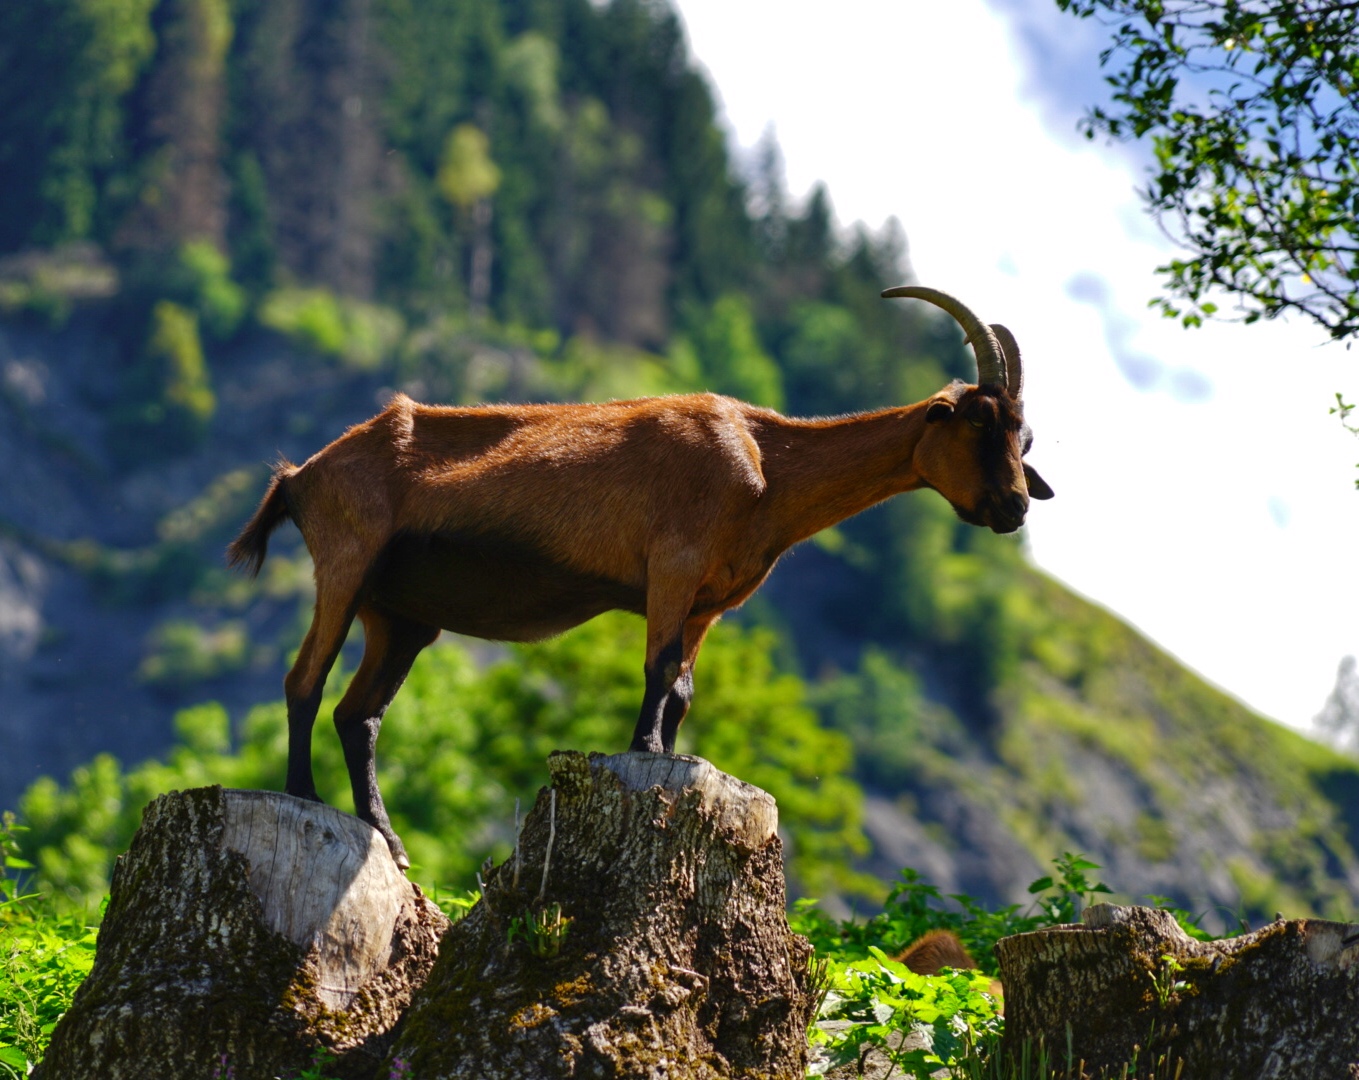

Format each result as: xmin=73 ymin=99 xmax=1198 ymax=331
xmin=332 ymin=609 xmax=439 ymax=870
xmin=629 ymin=634 xmax=684 ymax=753
xmin=659 ymin=668 xmax=693 ymax=753
xmin=282 ymin=573 xmax=365 ymax=805
xmin=284 ymin=687 xmax=326 ymax=802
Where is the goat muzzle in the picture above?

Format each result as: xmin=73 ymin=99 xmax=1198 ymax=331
xmin=989 ymin=490 xmax=1030 ymax=534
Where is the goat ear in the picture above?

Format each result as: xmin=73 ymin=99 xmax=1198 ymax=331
xmin=926 ymin=400 xmax=954 ymax=424
xmin=1024 ymin=463 xmax=1055 ymax=500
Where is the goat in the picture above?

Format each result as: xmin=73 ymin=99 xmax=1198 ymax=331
xmin=228 ymin=286 xmax=1053 ymax=869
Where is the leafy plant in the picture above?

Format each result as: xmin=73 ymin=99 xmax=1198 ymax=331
xmin=792 ymin=854 xmax=1112 ymax=978
xmin=257 ymin=287 xmax=404 ymax=371
xmin=809 ymin=946 xmax=1001 ymax=1078
xmin=429 ymin=887 xmax=481 ymax=923
xmin=1027 ymin=852 xmax=1113 ymax=925
xmin=507 ymin=902 xmax=573 ymax=959
xmin=1150 ymin=953 xmax=1189 ymax=1009
xmin=291 ymin=1047 xmax=339 ymax=1080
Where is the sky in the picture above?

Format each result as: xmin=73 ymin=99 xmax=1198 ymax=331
xmin=672 ymin=0 xmax=1359 ymax=734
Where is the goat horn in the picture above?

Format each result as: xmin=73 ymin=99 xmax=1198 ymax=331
xmin=881 ymin=285 xmax=1008 ymax=391
xmin=988 ymin=323 xmax=1023 ymax=401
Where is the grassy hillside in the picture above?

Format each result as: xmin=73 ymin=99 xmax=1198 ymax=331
xmin=832 ymin=567 xmax=1359 ymax=928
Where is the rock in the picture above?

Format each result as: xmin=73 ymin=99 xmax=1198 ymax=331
xmin=33 ymin=786 xmax=448 ymax=1080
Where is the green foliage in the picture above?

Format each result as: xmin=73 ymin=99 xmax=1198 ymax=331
xmin=0 ymin=0 xmax=156 ymax=250
xmin=136 ymin=619 xmax=249 ymax=687
xmin=1026 ymin=853 xmax=1114 ymax=925
xmin=791 ymin=854 xmax=1116 ymax=976
xmin=108 ymin=299 xmax=217 ymax=459
xmin=17 ymin=615 xmax=869 ymax=911
xmin=148 ymin=300 xmax=215 ymax=429
xmin=507 ymin=902 xmax=573 ymax=959
xmin=811 ymin=948 xmax=1001 ymax=1078
xmin=799 ymin=855 xmax=1131 ymax=1079
xmin=170 ymin=242 xmax=247 ymax=339
xmin=258 ymin=288 xmax=405 ymax=370
xmin=673 ymin=294 xmax=785 ymax=408
xmin=0 ymin=815 xmax=98 ymax=1077
xmin=547 ymin=335 xmax=698 ymax=402
xmin=1057 ymin=0 xmax=1359 ymax=339
xmin=438 ymin=124 xmax=502 ymax=209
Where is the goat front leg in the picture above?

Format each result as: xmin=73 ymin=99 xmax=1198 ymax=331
xmin=629 ymin=565 xmax=709 ymax=753
xmin=658 ymin=617 xmax=715 ymax=752
xmin=630 ymin=631 xmax=685 ymax=754
xmin=332 ymin=607 xmax=439 ymax=870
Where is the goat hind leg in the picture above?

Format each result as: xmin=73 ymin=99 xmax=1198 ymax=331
xmin=332 ymin=607 xmax=439 ymax=870
xmin=282 ymin=567 xmax=367 ymax=802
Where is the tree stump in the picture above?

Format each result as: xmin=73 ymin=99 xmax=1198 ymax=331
xmin=33 ymin=787 xmax=448 ymax=1080
xmin=388 ymin=750 xmax=815 ymax=1079
xmin=996 ymin=903 xmax=1359 ymax=1078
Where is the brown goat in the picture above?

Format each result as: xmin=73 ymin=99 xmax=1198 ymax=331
xmin=228 ymin=287 xmax=1052 ymax=868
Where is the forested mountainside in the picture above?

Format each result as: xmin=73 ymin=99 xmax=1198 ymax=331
xmin=2 ymin=0 xmax=1358 ymax=928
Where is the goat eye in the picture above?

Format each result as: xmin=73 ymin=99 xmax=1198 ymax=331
xmin=968 ymin=417 xmax=985 ymax=430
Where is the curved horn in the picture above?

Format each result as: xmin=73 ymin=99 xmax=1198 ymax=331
xmin=989 ymin=323 xmax=1023 ymax=401
xmin=880 ymin=285 xmax=1007 ymax=390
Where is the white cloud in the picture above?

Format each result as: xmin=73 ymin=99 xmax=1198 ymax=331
xmin=675 ymin=0 xmax=1359 ymax=730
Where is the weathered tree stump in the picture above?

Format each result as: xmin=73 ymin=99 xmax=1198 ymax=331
xmin=997 ymin=903 xmax=1359 ymax=1078
xmin=34 ymin=787 xmax=448 ymax=1080
xmin=388 ymin=750 xmax=815 ymax=1079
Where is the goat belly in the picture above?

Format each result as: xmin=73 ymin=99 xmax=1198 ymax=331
xmin=365 ymin=530 xmax=646 ymax=642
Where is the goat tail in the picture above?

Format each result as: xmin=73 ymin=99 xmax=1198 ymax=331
xmin=227 ymin=462 xmax=298 ymax=577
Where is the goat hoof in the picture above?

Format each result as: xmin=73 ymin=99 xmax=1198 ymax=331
xmin=386 ymin=836 xmax=411 ymax=873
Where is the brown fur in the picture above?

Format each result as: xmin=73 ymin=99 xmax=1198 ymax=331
xmin=896 ymin=929 xmax=1004 ymax=1005
xmin=229 ymin=378 xmax=1051 ymax=868
xmin=896 ymin=929 xmax=980 ymax=975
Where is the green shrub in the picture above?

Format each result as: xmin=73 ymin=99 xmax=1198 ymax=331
xmin=136 ymin=619 xmax=249 ymax=686
xmin=258 ymin=287 xmax=404 ymax=371
xmin=108 ymin=299 xmax=216 ymax=459
xmin=176 ymin=241 xmax=247 ymax=339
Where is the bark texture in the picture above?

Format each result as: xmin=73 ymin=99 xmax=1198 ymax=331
xmin=997 ymin=902 xmax=1359 ymax=1079
xmin=389 ymin=750 xmax=814 ymax=1079
xmin=33 ymin=787 xmax=448 ymax=1080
